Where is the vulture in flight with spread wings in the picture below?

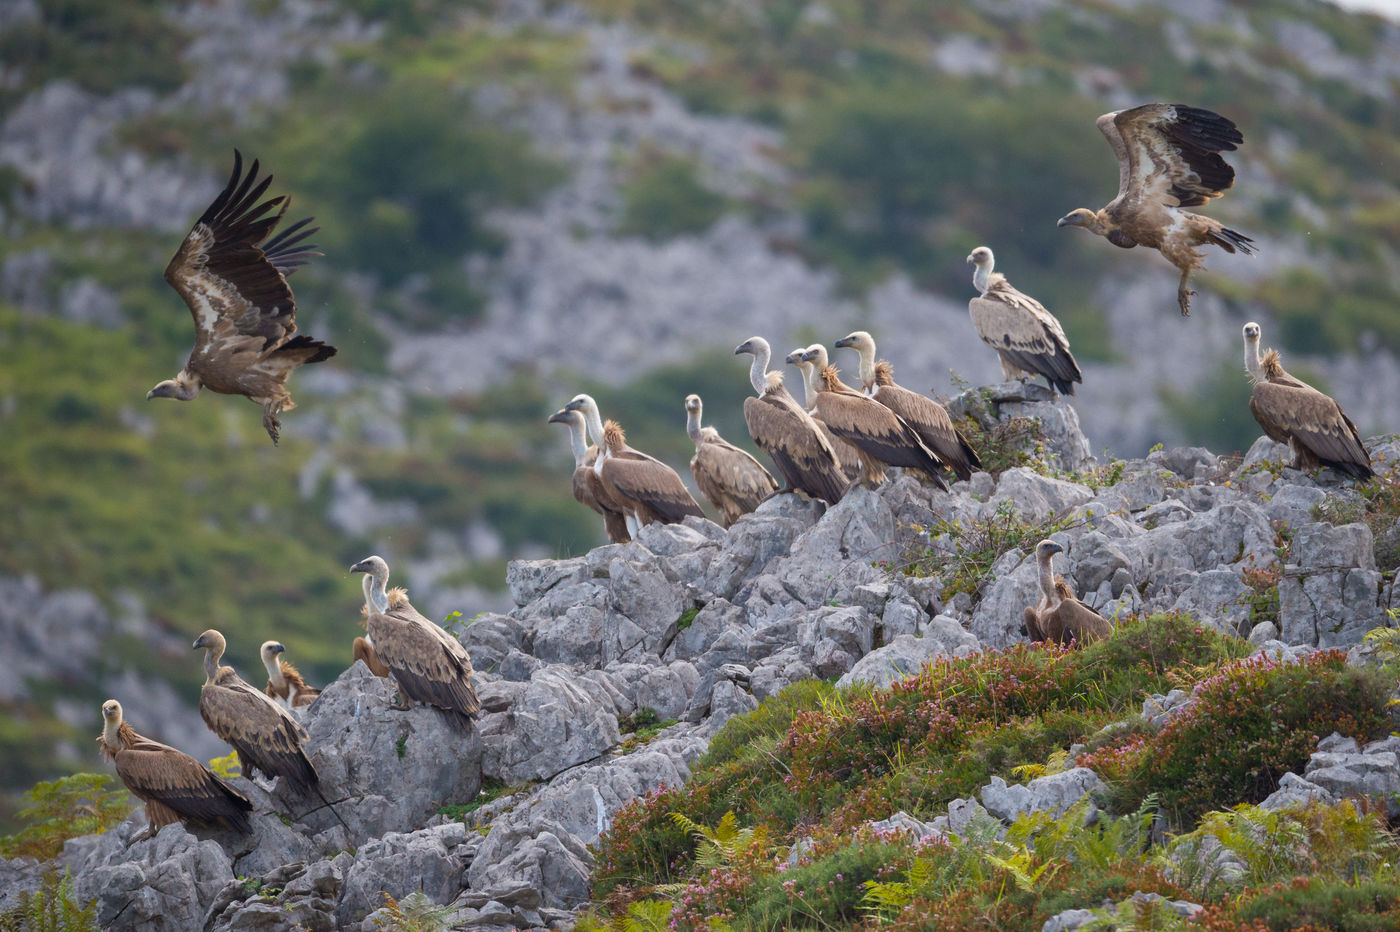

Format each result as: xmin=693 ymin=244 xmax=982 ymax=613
xmin=1057 ymin=104 xmax=1255 ymax=316
xmin=99 ymin=699 xmax=252 ymax=839
xmin=1021 ymin=541 xmax=1112 ymax=647
xmin=548 ymin=407 xmax=632 ymax=543
xmin=260 ymin=640 xmax=321 ymax=710
xmin=1243 ymin=323 xmax=1373 ymax=481
xmin=685 ymin=393 xmax=778 ymax=526
xmin=965 ymin=247 xmax=1082 ymax=396
xmin=149 ymin=150 xmax=336 ymax=444
xmin=351 ymin=556 xmax=480 ymax=728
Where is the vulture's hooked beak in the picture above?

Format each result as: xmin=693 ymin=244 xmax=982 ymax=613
xmin=784 ymin=351 xmax=803 ymax=364
xmin=965 ymin=253 xmax=975 ymax=264
xmin=734 ymin=340 xmax=754 ymax=356
xmin=1043 ymin=541 xmax=1065 ymax=557
xmin=801 ymin=349 xmax=820 ymax=363
xmin=349 ymin=559 xmax=372 ymax=574
xmin=272 ymin=643 xmax=286 ymax=655
xmin=563 ymin=398 xmax=586 ymax=413
xmin=547 ymin=410 xmax=571 ymax=424
xmin=191 ymin=634 xmax=206 ymax=650
xmin=834 ymin=336 xmax=854 ymax=349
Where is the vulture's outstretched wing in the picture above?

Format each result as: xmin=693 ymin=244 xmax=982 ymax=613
xmin=1105 ymin=103 xmax=1242 ymax=209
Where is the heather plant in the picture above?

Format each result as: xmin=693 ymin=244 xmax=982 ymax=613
xmin=1224 ymin=875 xmax=1400 ymax=931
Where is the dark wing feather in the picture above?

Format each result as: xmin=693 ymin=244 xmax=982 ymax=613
xmin=369 ymin=602 xmax=480 ymax=725
xmin=744 ymin=393 xmax=846 ymax=504
xmin=970 ymin=281 xmax=1082 ymax=394
xmin=692 ymin=436 xmax=778 ymax=524
xmin=260 ymin=216 xmax=320 ymax=276
xmin=115 ymin=737 xmax=252 ymax=832
xmin=1250 ymin=382 xmax=1373 ymax=480
xmin=815 ymin=391 xmax=949 ymax=488
xmin=603 ymin=456 xmax=706 ymax=523
xmin=200 ymin=669 xmax=317 ymax=793
xmin=1112 ymin=103 xmax=1241 ymax=209
xmin=871 ymin=382 xmax=981 ymax=481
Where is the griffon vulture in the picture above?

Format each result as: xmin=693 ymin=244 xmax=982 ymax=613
xmin=785 ymin=346 xmax=863 ymax=482
xmin=1057 ymin=104 xmax=1255 ymax=316
xmin=965 ymin=247 xmax=1082 ymax=395
xmin=1022 ymin=541 xmax=1112 ymax=646
xmin=1243 ymin=324 xmax=1373 ymax=481
xmin=193 ymin=629 xmax=319 ymax=794
xmin=548 ymin=407 xmax=631 ymax=543
xmin=734 ymin=337 xmax=847 ymax=505
xmin=148 ymin=150 xmax=337 ymax=444
xmin=684 ymin=393 xmax=778 ymax=526
xmin=832 ymin=332 xmax=980 ymax=481
xmin=260 ymin=641 xmax=320 ymax=709
xmin=350 ymin=556 xmax=480 ymax=727
xmin=99 ymin=699 xmax=252 ymax=838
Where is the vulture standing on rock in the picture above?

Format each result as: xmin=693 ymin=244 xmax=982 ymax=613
xmin=260 ymin=640 xmax=321 ymax=709
xmin=1243 ymin=323 xmax=1374 ymax=481
xmin=684 ymin=393 xmax=778 ymax=526
xmin=832 ymin=332 xmax=980 ymax=482
xmin=1057 ymin=103 xmax=1255 ymax=316
xmin=1022 ymin=540 xmax=1112 ymax=647
xmin=548 ymin=407 xmax=631 ymax=543
xmin=965 ymin=247 xmax=1082 ymax=396
xmin=353 ymin=619 xmax=391 ymax=679
xmin=99 ymin=699 xmax=252 ymax=838
xmin=350 ymin=555 xmax=480 ymax=727
xmin=734 ymin=337 xmax=847 ymax=505
xmin=562 ymin=395 xmax=705 ymax=534
xmin=193 ymin=629 xmax=319 ymax=794
xmin=786 ymin=346 xmax=863 ymax=482
xmin=148 ymin=150 xmax=337 ymax=444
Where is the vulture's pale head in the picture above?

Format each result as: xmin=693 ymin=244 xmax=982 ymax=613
xmin=966 ymin=246 xmax=994 ymax=267
xmin=1056 ymin=209 xmax=1098 ymax=231
xmin=350 ymin=554 xmax=391 ymax=582
xmin=146 ymin=373 xmax=200 ymax=401
xmin=684 ymin=394 xmax=702 ymax=414
xmin=563 ymin=394 xmax=599 ymax=417
xmin=101 ymin=699 xmax=123 ymax=725
xmin=1035 ymin=539 xmax=1064 ymax=562
xmin=1243 ymin=321 xmax=1261 ymax=343
xmin=193 ymin=629 xmax=227 ymax=654
xmin=260 ymin=641 xmax=286 ymax=662
xmin=800 ymin=345 xmax=831 ymax=368
xmin=547 ymin=408 xmax=581 ymax=427
xmin=834 ymin=331 xmax=876 ymax=354
xmin=733 ymin=336 xmax=770 ymax=358
xmin=783 ymin=347 xmax=810 ymax=367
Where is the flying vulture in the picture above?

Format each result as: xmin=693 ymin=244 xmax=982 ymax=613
xmin=193 ymin=629 xmax=319 ymax=794
xmin=548 ymin=407 xmax=631 ymax=543
xmin=1243 ymin=323 xmax=1373 ymax=481
xmin=148 ymin=150 xmax=337 ymax=444
xmin=832 ymin=332 xmax=980 ymax=482
xmin=99 ymin=699 xmax=252 ymax=838
xmin=785 ymin=346 xmax=863 ymax=482
xmin=734 ymin=337 xmax=847 ymax=505
xmin=1057 ymin=104 xmax=1255 ymax=316
xmin=1022 ymin=541 xmax=1112 ymax=646
xmin=260 ymin=640 xmax=321 ymax=710
xmin=684 ymin=393 xmax=778 ymax=526
xmin=350 ymin=556 xmax=480 ymax=727
xmin=965 ymin=247 xmax=1082 ymax=395
xmin=562 ymin=395 xmax=705 ymax=534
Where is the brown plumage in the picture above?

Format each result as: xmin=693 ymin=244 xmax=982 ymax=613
xmin=788 ymin=345 xmax=864 ymax=482
xmin=1247 ymin=342 xmax=1373 ymax=481
xmin=99 ymin=699 xmax=252 ymax=838
xmin=685 ymin=393 xmax=778 ymax=526
xmin=1022 ymin=541 xmax=1112 ymax=647
xmin=548 ymin=407 xmax=631 ymax=543
xmin=811 ymin=363 xmax=949 ymax=490
xmin=351 ymin=556 xmax=480 ymax=727
xmin=193 ymin=629 xmax=319 ymax=794
xmin=260 ymin=641 xmax=320 ymax=709
xmin=352 ymin=629 xmax=391 ymax=678
xmin=735 ymin=337 xmax=847 ymax=505
xmin=149 ymin=150 xmax=336 ymax=444
xmin=965 ymin=248 xmax=1082 ymax=395
xmin=1057 ymin=104 xmax=1255 ymax=316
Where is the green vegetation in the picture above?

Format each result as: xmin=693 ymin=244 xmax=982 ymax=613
xmin=436 ymin=778 xmax=515 ymax=822
xmin=0 ymin=867 xmax=98 ymax=932
xmin=618 ymin=149 xmax=728 ymax=241
xmin=0 ymin=774 xmax=131 ymax=861
xmin=899 ymin=501 xmax=1077 ymax=602
xmin=1313 ymin=473 xmax=1400 ymax=574
xmin=372 ymin=890 xmax=461 ymax=932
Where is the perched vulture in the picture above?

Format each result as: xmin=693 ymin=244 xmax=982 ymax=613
xmin=806 ymin=359 xmax=949 ymax=491
xmin=148 ymin=150 xmax=336 ymax=444
xmin=684 ymin=393 xmax=778 ymax=526
xmin=548 ymin=407 xmax=631 ymax=543
xmin=260 ymin=640 xmax=320 ymax=709
xmin=193 ymin=629 xmax=319 ymax=794
xmin=562 ymin=395 xmax=705 ymax=534
xmin=965 ymin=247 xmax=1082 ymax=395
xmin=1057 ymin=104 xmax=1255 ymax=316
xmin=734 ymin=337 xmax=847 ymax=505
xmin=785 ymin=346 xmax=863 ymax=482
xmin=832 ymin=332 xmax=980 ymax=482
xmin=350 ymin=556 xmax=480 ymax=727
xmin=99 ymin=699 xmax=252 ymax=838
xmin=1022 ymin=541 xmax=1111 ymax=646
xmin=1244 ymin=324 xmax=1373 ymax=481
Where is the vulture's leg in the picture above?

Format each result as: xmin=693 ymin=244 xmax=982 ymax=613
xmin=1176 ymin=268 xmax=1195 ymax=317
xmin=261 ymin=403 xmax=282 ymax=445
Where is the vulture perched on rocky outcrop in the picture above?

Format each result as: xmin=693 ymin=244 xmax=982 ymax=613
xmin=1243 ymin=323 xmax=1373 ymax=481
xmin=684 ymin=393 xmax=778 ymax=526
xmin=789 ymin=344 xmax=864 ymax=482
xmin=1057 ymin=104 xmax=1255 ymax=316
xmin=832 ymin=332 xmax=980 ymax=482
xmin=734 ymin=337 xmax=847 ymax=506
xmin=193 ymin=629 xmax=319 ymax=794
xmin=260 ymin=640 xmax=320 ymax=709
xmin=562 ymin=395 xmax=705 ymax=533
xmin=965 ymin=247 xmax=1082 ymax=396
xmin=99 ymin=699 xmax=252 ymax=838
xmin=1022 ymin=540 xmax=1111 ymax=646
xmin=353 ymin=620 xmax=391 ymax=679
xmin=350 ymin=555 xmax=480 ymax=727
xmin=549 ymin=407 xmax=631 ymax=543
xmin=148 ymin=150 xmax=336 ymax=444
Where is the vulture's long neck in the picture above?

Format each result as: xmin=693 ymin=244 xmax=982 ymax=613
xmin=856 ymin=345 xmax=878 ymax=389
xmin=581 ymin=405 xmax=607 ymax=450
xmin=263 ymin=654 xmax=286 ymax=688
xmin=202 ymin=645 xmax=222 ymax=685
xmin=1244 ymin=338 xmax=1263 ymax=383
xmin=973 ymin=259 xmax=994 ymax=295
xmin=101 ymin=718 xmax=125 ymax=753
xmin=1038 ymin=555 xmax=1059 ymax=607
xmin=748 ymin=346 xmax=771 ymax=396
xmin=686 ymin=408 xmax=704 ymax=444
xmin=565 ymin=417 xmax=589 ymax=467
xmin=363 ymin=571 xmax=389 ymax=615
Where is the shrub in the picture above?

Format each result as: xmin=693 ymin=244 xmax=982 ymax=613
xmin=0 ymin=773 xmax=132 ymax=861
xmin=1230 ymin=876 xmax=1400 ymax=931
xmin=0 ymin=866 xmax=98 ymax=932
xmin=900 ymin=500 xmax=1077 ymax=601
xmin=617 ymin=149 xmax=728 ymax=241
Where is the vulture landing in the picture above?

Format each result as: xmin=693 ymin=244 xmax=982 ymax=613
xmin=685 ymin=393 xmax=778 ymax=526
xmin=150 ymin=150 xmax=336 ymax=444
xmin=99 ymin=699 xmax=252 ymax=839
xmin=965 ymin=248 xmax=1082 ymax=396
xmin=260 ymin=640 xmax=320 ymax=709
xmin=1022 ymin=541 xmax=1111 ymax=647
xmin=549 ymin=407 xmax=631 ymax=543
xmin=1057 ymin=103 xmax=1255 ymax=316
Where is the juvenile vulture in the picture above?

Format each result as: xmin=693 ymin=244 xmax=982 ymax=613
xmin=350 ymin=556 xmax=480 ymax=727
xmin=684 ymin=393 xmax=778 ymax=526
xmin=194 ymin=629 xmax=319 ymax=795
xmin=562 ymin=395 xmax=705 ymax=534
xmin=260 ymin=640 xmax=320 ymax=709
xmin=99 ymin=699 xmax=252 ymax=838
xmin=548 ymin=407 xmax=631 ymax=543
xmin=1243 ymin=323 xmax=1373 ymax=481
xmin=965 ymin=247 xmax=1082 ymax=395
xmin=832 ymin=332 xmax=980 ymax=482
xmin=734 ymin=337 xmax=847 ymax=505
xmin=149 ymin=150 xmax=337 ymax=444
xmin=1057 ymin=104 xmax=1255 ymax=316
xmin=1022 ymin=541 xmax=1112 ymax=646
xmin=785 ymin=346 xmax=863 ymax=482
